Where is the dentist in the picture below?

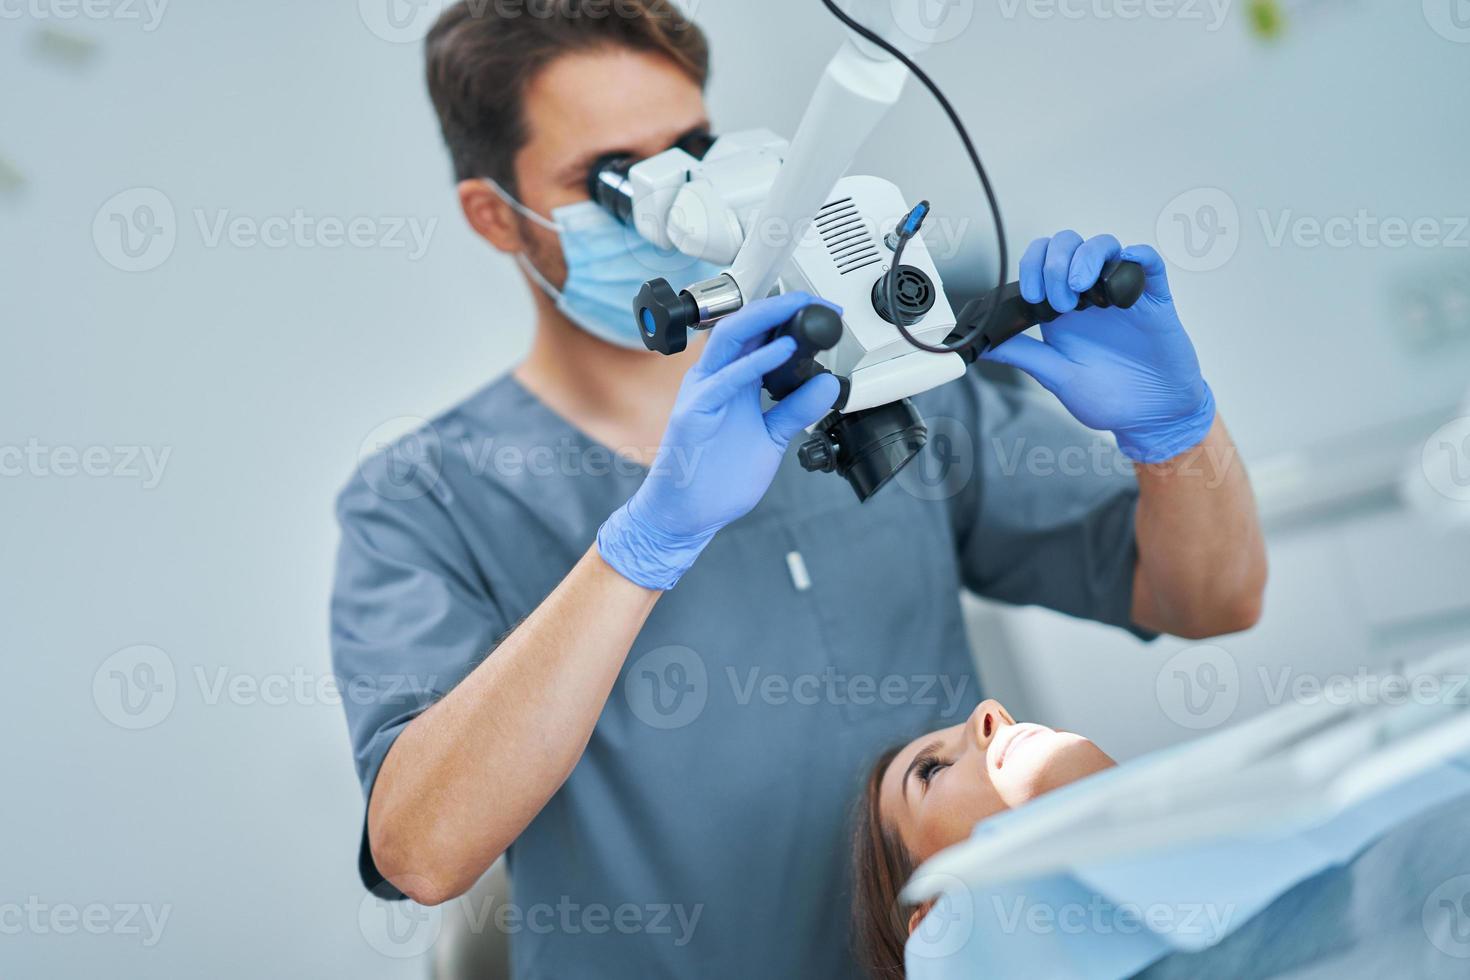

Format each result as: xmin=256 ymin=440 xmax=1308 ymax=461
xmin=330 ymin=2 xmax=1267 ymax=977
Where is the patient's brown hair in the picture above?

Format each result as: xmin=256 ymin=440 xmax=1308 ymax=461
xmin=851 ymin=744 xmax=915 ymax=979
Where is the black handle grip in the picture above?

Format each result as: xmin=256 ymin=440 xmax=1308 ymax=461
xmin=957 ymin=258 xmax=1147 ymax=354
xmin=762 ymin=305 xmax=843 ymax=401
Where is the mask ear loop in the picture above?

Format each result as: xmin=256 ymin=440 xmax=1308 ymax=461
xmin=484 ymin=178 xmax=567 ymax=305
xmin=513 ymin=252 xmax=566 ymax=306
xmin=482 ymin=178 xmax=560 ymax=233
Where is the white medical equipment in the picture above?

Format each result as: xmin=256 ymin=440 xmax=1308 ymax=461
xmin=586 ymin=0 xmax=1146 ymax=500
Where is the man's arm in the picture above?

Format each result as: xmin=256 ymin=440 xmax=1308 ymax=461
xmin=368 ymin=546 xmax=657 ymax=906
xmin=359 ymin=292 xmax=839 ymax=906
xmin=983 ymin=231 xmax=1267 ymax=639
xmin=1130 ymin=414 xmax=1267 ymax=638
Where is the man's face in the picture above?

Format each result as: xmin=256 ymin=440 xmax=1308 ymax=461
xmin=509 ymin=46 xmax=709 ymax=288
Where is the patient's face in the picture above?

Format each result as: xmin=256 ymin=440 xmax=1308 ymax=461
xmin=879 ymin=700 xmax=1116 ymax=862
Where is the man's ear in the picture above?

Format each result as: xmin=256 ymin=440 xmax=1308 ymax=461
xmin=458 ymin=178 xmax=523 ymax=254
xmin=906 ymin=900 xmax=936 ymax=937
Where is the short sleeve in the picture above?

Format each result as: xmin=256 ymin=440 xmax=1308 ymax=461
xmin=330 ymin=456 xmax=510 ymax=897
xmin=943 ymin=374 xmax=1155 ymax=640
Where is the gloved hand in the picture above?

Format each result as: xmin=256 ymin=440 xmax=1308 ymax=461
xmin=981 ymin=231 xmax=1216 ymax=463
xmin=598 ymin=292 xmax=842 ymax=590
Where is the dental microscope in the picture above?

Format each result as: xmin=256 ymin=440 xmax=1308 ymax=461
xmin=589 ymin=0 xmax=1146 ymax=500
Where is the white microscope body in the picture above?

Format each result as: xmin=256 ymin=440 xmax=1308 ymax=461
xmin=615 ymin=0 xmax=968 ymax=416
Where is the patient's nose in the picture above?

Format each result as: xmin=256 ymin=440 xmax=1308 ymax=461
xmin=967 ymin=699 xmax=1013 ymax=751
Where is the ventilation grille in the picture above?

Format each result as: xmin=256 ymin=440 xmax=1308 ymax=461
xmin=816 ymin=197 xmax=881 ymax=275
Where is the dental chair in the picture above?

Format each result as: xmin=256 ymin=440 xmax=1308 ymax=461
xmin=904 ymin=645 xmax=1470 ymax=979
xmin=431 ymin=859 xmax=511 ymax=980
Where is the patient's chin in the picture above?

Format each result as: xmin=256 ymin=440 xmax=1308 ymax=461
xmin=994 ymin=733 xmax=1108 ymax=805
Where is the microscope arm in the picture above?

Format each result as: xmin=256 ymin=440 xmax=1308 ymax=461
xmin=725 ymin=0 xmax=945 ymax=306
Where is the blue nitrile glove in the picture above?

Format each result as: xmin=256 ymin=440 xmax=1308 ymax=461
xmin=597 ymin=292 xmax=842 ymax=590
xmin=981 ymin=231 xmax=1216 ymax=463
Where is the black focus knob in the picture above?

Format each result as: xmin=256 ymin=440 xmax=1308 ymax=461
xmin=797 ymin=434 xmax=837 ymax=473
xmin=1085 ymin=258 xmax=1147 ymax=310
xmin=633 ymin=279 xmax=700 ymax=355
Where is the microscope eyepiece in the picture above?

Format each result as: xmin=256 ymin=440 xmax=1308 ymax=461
xmin=586 ymin=129 xmax=718 ymax=229
xmin=587 ymin=152 xmax=637 ymax=227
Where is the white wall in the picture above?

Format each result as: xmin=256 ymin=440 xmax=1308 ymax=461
xmin=4 ymin=1 xmax=1468 ymax=977
xmin=3 ymin=4 xmax=522 ymax=977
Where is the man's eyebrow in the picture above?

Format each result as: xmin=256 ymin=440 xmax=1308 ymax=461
xmin=560 ymin=122 xmax=714 ymax=185
xmin=903 ymin=739 xmax=943 ymax=800
xmin=559 ymin=150 xmax=630 ymax=185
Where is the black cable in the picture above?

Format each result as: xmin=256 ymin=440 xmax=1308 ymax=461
xmin=818 ymin=0 xmax=1007 ymax=355
xmin=886 ymin=221 xmax=916 ymax=337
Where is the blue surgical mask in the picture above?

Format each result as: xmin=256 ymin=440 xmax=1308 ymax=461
xmin=485 ymin=179 xmax=722 ymax=350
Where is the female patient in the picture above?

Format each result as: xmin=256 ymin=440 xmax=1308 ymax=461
xmin=851 ymin=699 xmax=1115 ymax=978
xmin=851 ymin=699 xmax=1470 ymax=980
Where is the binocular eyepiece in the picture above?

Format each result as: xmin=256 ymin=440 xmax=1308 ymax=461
xmin=587 ymin=129 xmax=718 ymax=229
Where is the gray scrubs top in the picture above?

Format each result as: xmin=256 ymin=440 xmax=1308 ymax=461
xmin=331 ymin=369 xmax=1147 ymax=979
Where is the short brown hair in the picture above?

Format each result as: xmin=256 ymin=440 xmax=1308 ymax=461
xmin=425 ymin=0 xmax=711 ymax=190
xmin=851 ymin=744 xmax=917 ymax=979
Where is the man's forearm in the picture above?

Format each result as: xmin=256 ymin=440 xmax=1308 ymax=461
xmin=367 ymin=545 xmax=659 ymax=905
xmin=1130 ymin=414 xmax=1267 ymax=638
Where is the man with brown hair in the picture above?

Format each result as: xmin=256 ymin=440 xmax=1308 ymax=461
xmin=331 ymin=1 xmax=1267 ymax=975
